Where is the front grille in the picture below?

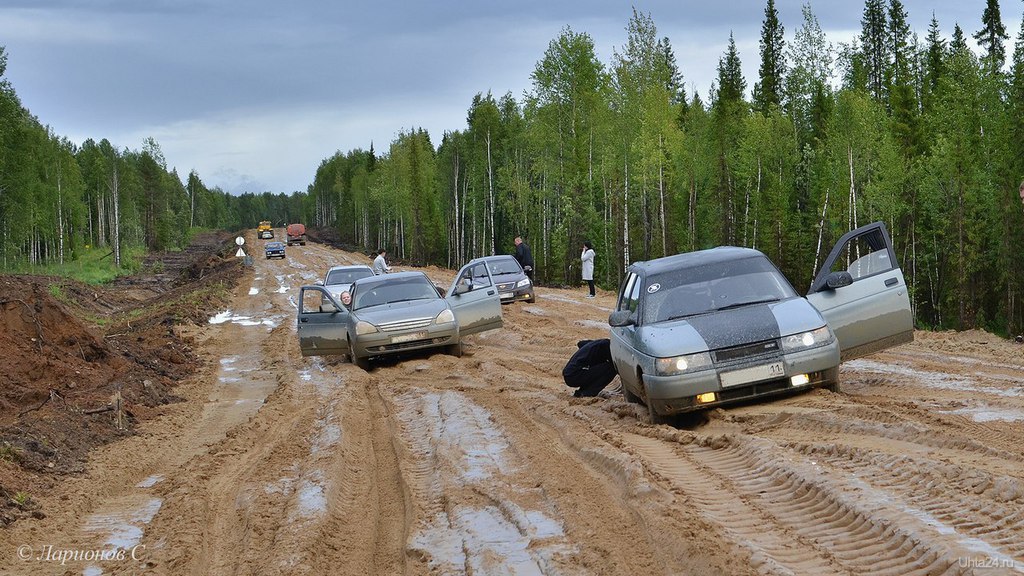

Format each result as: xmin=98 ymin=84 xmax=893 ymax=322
xmin=377 ymin=317 xmax=432 ymax=332
xmin=714 ymin=339 xmax=780 ymax=362
xmin=497 ymin=282 xmax=516 ymax=291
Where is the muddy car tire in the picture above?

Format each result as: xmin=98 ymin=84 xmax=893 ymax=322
xmin=352 ymin=354 xmax=370 ymax=371
xmin=621 ymin=382 xmax=641 ymax=404
xmin=445 ymin=341 xmax=464 ymax=358
xmin=824 ymin=380 xmax=842 ymax=394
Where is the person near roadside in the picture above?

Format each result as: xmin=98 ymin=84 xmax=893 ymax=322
xmin=581 ymin=241 xmax=596 ymax=298
xmin=562 ymin=338 xmax=617 ymax=397
xmin=373 ymin=248 xmax=391 ymax=275
xmin=513 ymin=236 xmax=535 ymax=281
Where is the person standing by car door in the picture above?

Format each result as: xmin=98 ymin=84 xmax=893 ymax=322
xmin=581 ymin=241 xmax=596 ymax=298
xmin=513 ymin=236 xmax=535 ymax=281
xmin=373 ymin=248 xmax=391 ymax=275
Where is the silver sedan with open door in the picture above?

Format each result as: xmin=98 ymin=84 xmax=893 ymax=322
xmin=296 ymin=258 xmax=503 ymax=370
xmin=612 ymin=221 xmax=913 ymax=422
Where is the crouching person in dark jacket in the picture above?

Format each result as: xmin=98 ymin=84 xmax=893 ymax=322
xmin=563 ymin=339 xmax=618 ymax=397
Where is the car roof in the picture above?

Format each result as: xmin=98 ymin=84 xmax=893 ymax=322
xmin=326 ymin=264 xmax=372 ymax=273
xmin=630 ymin=246 xmax=766 ymax=276
xmin=480 ymin=255 xmax=517 ymax=263
xmin=352 ymin=270 xmax=431 ymax=289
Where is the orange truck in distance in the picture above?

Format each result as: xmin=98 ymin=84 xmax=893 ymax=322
xmin=286 ymin=223 xmax=307 ymax=246
xmin=257 ymin=221 xmax=274 ymax=239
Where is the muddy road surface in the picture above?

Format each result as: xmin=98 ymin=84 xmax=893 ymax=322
xmin=4 ymin=233 xmax=1024 ymax=575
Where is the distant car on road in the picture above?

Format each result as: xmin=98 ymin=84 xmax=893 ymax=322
xmin=297 ymin=258 xmax=504 ymax=370
xmin=611 ymin=222 xmax=913 ymax=422
xmin=480 ymin=255 xmax=535 ymax=304
xmin=322 ymin=264 xmax=374 ymax=300
xmin=264 ymin=241 xmax=286 ymax=259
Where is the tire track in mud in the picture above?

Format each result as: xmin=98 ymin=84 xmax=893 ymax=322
xmin=388 ymin=387 xmax=578 ymax=575
xmin=616 ymin=428 xmax=1017 ymax=575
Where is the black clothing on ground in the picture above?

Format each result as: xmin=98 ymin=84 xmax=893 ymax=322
xmin=514 ymin=241 xmax=535 ymax=280
xmin=562 ymin=339 xmax=617 ymax=397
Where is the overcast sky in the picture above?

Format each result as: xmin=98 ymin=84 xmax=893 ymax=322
xmin=0 ymin=1 xmax=1013 ymax=195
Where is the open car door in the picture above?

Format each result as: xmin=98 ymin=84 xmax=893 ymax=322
xmin=446 ymin=259 xmax=503 ymax=336
xmin=807 ymin=221 xmax=913 ymax=362
xmin=297 ymin=286 xmax=351 ymax=357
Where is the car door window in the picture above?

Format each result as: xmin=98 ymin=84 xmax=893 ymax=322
xmin=456 ymin=262 xmax=492 ymax=291
xmin=617 ymin=273 xmax=642 ymax=314
xmin=829 ymin=227 xmax=895 ymax=280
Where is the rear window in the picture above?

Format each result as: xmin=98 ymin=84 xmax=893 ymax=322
xmin=643 ymin=256 xmax=797 ymax=324
xmin=326 ymin=268 xmax=373 ymax=286
xmin=487 ymin=258 xmax=523 ymax=275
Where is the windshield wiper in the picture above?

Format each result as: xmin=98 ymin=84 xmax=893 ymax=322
xmin=714 ymin=298 xmax=780 ymax=311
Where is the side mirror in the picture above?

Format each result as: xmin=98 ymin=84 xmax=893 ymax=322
xmin=825 ymin=271 xmax=854 ymax=290
xmin=314 ymin=279 xmax=324 ymax=286
xmin=608 ymin=309 xmax=635 ymax=327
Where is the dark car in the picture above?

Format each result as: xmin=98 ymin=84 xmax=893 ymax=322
xmin=297 ymin=259 xmax=504 ymax=370
xmin=482 ymin=255 xmax=535 ymax=304
xmin=611 ymin=222 xmax=913 ymax=423
xmin=264 ymin=241 xmax=286 ymax=259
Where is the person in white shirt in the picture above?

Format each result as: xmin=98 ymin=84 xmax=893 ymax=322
xmin=373 ymin=248 xmax=391 ymax=275
xmin=581 ymin=241 xmax=595 ymax=298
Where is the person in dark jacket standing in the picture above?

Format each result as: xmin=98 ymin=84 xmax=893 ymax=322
xmin=562 ymin=339 xmax=617 ymax=397
xmin=513 ymin=236 xmax=535 ymax=281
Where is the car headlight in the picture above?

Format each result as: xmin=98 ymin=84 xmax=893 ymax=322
xmin=516 ymin=278 xmax=532 ymax=288
xmin=434 ymin=309 xmax=455 ymax=324
xmin=355 ymin=320 xmax=378 ymax=335
xmin=655 ymin=352 xmax=713 ymax=376
xmin=781 ymin=325 xmax=831 ymax=352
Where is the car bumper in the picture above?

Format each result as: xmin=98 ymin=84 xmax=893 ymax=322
xmin=643 ymin=340 xmax=840 ymax=415
xmin=498 ymin=285 xmax=534 ymax=303
xmin=351 ymin=323 xmax=459 ymax=359
xmin=265 ymin=251 xmax=285 ymax=258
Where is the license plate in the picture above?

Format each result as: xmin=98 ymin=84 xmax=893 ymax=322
xmin=392 ymin=331 xmax=427 ymax=344
xmin=720 ymin=362 xmax=785 ymax=388
xmin=499 ymin=292 xmax=513 ymax=299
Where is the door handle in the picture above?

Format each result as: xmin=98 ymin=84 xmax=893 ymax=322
xmin=884 ymin=278 xmax=898 ymax=287
xmin=300 ymin=317 xmax=309 ymax=323
xmin=487 ymin=290 xmax=495 ymax=296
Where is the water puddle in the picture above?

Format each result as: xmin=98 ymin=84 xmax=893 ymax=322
xmin=81 ymin=496 xmax=163 ymax=574
xmin=208 ymin=310 xmax=282 ymax=329
xmin=135 ymin=474 xmax=164 ymax=489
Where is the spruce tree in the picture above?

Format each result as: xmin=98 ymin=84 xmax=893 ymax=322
xmin=973 ymin=0 xmax=1009 ymax=71
xmin=753 ymin=0 xmax=785 ymax=115
xmin=860 ymin=0 xmax=889 ymax=101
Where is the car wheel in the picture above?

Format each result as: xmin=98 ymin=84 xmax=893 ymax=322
xmin=646 ymin=399 xmax=674 ymax=425
xmin=526 ymin=296 xmax=536 ymax=304
xmin=824 ymin=379 xmax=842 ymax=393
xmin=353 ymin=354 xmax=370 ymax=371
xmin=621 ymin=381 xmax=641 ymax=404
xmin=445 ymin=341 xmax=464 ymax=357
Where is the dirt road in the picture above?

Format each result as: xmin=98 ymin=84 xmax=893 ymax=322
xmin=4 ymin=234 xmax=1024 ymax=575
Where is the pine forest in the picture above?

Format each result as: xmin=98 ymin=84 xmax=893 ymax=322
xmin=3 ymin=1 xmax=1024 ymax=335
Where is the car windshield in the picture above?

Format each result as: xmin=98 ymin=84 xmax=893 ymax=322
xmin=488 ymin=259 xmax=523 ymax=275
xmin=643 ymin=256 xmax=797 ymax=324
xmin=352 ymin=276 xmax=440 ymax=310
xmin=325 ymin=268 xmax=373 ymax=286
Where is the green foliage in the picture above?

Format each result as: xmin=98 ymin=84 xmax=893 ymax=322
xmin=6 ymin=4 xmax=1024 ymax=335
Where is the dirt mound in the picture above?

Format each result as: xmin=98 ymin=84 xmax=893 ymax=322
xmin=0 ymin=233 xmax=243 ymax=526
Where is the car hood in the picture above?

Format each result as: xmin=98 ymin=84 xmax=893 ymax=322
xmin=354 ymin=298 xmax=447 ymax=325
xmin=634 ymin=298 xmax=826 ymax=356
xmin=492 ymin=272 xmax=527 ymax=283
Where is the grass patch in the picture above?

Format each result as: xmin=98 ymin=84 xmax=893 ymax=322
xmin=2 ymin=245 xmax=146 ymax=284
xmin=12 ymin=491 xmax=31 ymax=506
xmin=0 ymin=442 xmax=21 ymax=463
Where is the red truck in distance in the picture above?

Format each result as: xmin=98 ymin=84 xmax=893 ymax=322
xmin=286 ymin=223 xmax=307 ymax=246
